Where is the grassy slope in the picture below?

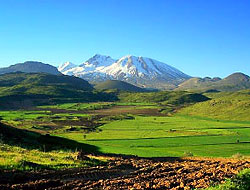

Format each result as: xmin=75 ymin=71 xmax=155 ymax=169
xmin=0 ymin=121 xmax=101 ymax=170
xmin=0 ymin=72 xmax=117 ymax=109
xmin=95 ymin=80 xmax=147 ymax=92
xmin=0 ymin=144 xmax=102 ymax=171
xmin=118 ymin=91 xmax=209 ymax=106
xmin=179 ymin=90 xmax=250 ymax=121
xmin=0 ymin=72 xmax=93 ymax=93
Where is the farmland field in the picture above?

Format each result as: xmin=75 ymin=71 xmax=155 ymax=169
xmin=58 ymin=114 xmax=250 ymax=157
xmin=0 ymin=91 xmax=250 ymax=189
xmin=1 ymin=99 xmax=250 ymax=158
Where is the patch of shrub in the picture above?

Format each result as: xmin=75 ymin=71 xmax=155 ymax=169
xmin=206 ymin=169 xmax=250 ymax=190
xmin=232 ymin=153 xmax=244 ymax=160
xmin=183 ymin=151 xmax=193 ymax=157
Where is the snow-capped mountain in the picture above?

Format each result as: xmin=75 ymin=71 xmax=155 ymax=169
xmin=58 ymin=54 xmax=190 ymax=89
xmin=58 ymin=62 xmax=76 ymax=73
xmin=102 ymin=55 xmax=188 ymax=80
xmin=80 ymin=54 xmax=116 ymax=68
xmin=60 ymin=55 xmax=116 ymax=79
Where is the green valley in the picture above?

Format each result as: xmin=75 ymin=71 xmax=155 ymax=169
xmin=0 ymin=72 xmax=249 ymax=190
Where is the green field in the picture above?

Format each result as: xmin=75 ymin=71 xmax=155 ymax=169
xmin=57 ymin=114 xmax=250 ymax=157
xmin=0 ymin=90 xmax=250 ymax=171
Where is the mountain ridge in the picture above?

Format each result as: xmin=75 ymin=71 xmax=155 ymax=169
xmin=176 ymin=72 xmax=250 ymax=92
xmin=1 ymin=58 xmax=249 ymax=92
xmin=0 ymin=61 xmax=61 ymax=75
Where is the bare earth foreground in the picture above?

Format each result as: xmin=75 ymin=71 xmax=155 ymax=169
xmin=0 ymin=155 xmax=249 ymax=190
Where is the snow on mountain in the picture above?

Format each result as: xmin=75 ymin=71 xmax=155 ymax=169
xmin=58 ymin=62 xmax=76 ymax=73
xmin=59 ymin=54 xmax=190 ymax=89
xmin=103 ymin=55 xmax=188 ymax=79
xmin=60 ymin=54 xmax=116 ymax=78
xmin=80 ymin=54 xmax=116 ymax=68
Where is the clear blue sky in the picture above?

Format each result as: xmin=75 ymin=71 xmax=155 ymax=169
xmin=0 ymin=0 xmax=249 ymax=77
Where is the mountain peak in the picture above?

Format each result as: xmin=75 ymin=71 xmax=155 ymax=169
xmin=58 ymin=62 xmax=76 ymax=73
xmin=226 ymin=72 xmax=249 ymax=77
xmin=93 ymin=54 xmax=111 ymax=58
xmin=81 ymin=54 xmax=116 ymax=67
xmin=119 ymin=55 xmax=140 ymax=60
xmin=23 ymin=61 xmax=44 ymax=64
xmin=224 ymin=72 xmax=249 ymax=82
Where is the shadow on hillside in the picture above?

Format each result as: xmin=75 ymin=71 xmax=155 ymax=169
xmin=0 ymin=95 xmax=52 ymax=110
xmin=0 ymin=122 xmax=99 ymax=154
xmin=0 ymin=93 xmax=118 ymax=110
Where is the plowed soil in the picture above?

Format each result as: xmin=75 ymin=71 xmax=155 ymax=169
xmin=0 ymin=156 xmax=249 ymax=190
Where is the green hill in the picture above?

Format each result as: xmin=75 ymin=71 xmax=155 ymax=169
xmin=0 ymin=72 xmax=93 ymax=96
xmin=176 ymin=72 xmax=250 ymax=92
xmin=179 ymin=90 xmax=250 ymax=121
xmin=0 ymin=72 xmax=116 ymax=109
xmin=95 ymin=80 xmax=148 ymax=92
xmin=176 ymin=77 xmax=221 ymax=91
xmin=118 ymin=91 xmax=210 ymax=106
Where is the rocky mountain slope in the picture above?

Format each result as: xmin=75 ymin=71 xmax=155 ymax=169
xmin=59 ymin=54 xmax=190 ymax=90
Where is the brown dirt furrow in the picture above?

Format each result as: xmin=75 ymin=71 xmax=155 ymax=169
xmin=0 ymin=156 xmax=249 ymax=190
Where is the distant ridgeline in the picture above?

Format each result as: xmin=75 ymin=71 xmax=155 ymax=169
xmin=176 ymin=72 xmax=250 ymax=92
xmin=1 ymin=59 xmax=250 ymax=92
xmin=0 ymin=60 xmax=249 ymax=109
xmin=0 ymin=61 xmax=61 ymax=75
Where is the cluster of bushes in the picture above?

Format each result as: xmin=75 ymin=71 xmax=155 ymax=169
xmin=206 ymin=169 xmax=250 ymax=190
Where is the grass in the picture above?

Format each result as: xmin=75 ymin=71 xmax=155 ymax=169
xmin=179 ymin=90 xmax=250 ymax=121
xmin=0 ymin=143 xmax=103 ymax=171
xmin=118 ymin=91 xmax=209 ymax=105
xmin=0 ymin=121 xmax=102 ymax=171
xmin=0 ymin=72 xmax=118 ymax=109
xmin=0 ymin=109 xmax=92 ymax=134
xmin=56 ymin=115 xmax=250 ymax=157
xmin=38 ymin=102 xmax=115 ymax=111
xmin=1 ymin=97 xmax=249 ymax=159
xmin=0 ymin=90 xmax=249 ymax=171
